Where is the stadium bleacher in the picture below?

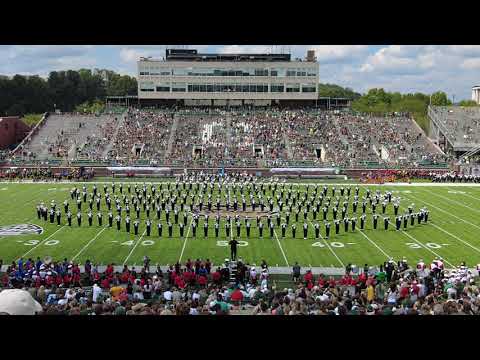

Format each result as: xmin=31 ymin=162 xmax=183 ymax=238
xmin=6 ymin=108 xmax=446 ymax=169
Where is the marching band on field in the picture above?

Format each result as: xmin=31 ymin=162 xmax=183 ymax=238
xmin=35 ymin=178 xmax=430 ymax=240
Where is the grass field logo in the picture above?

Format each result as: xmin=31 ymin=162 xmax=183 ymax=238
xmin=0 ymin=224 xmax=44 ymax=236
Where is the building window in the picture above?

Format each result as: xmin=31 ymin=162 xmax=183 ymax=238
xmin=140 ymin=81 xmax=155 ymax=92
xmin=301 ymin=84 xmax=317 ymax=93
xmin=286 ymin=69 xmax=297 ymax=77
xmin=155 ymin=82 xmax=170 ymax=92
xmin=296 ymin=69 xmax=307 ymax=77
xmin=172 ymin=82 xmax=186 ymax=92
xmin=286 ymin=84 xmax=300 ymax=92
xmin=307 ymin=68 xmax=317 ymax=77
xmin=254 ymin=69 xmax=268 ymax=76
xmin=271 ymin=84 xmax=284 ymax=93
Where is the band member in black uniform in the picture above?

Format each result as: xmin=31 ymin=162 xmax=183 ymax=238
xmin=246 ymin=221 xmax=251 ymax=238
xmin=49 ymin=209 xmax=55 ymax=223
xmin=77 ymin=212 xmax=82 ymax=227
xmin=146 ymin=219 xmax=151 ymax=236
xmin=322 ymin=207 xmax=328 ymax=220
xmin=373 ymin=214 xmax=379 ymax=230
xmin=269 ymin=222 xmax=275 ymax=238
xmin=303 ymin=223 xmax=308 ymax=240
xmin=314 ymin=223 xmax=320 ymax=239
xmin=403 ymin=214 xmax=408 ymax=229
xmin=372 ymin=202 xmax=376 ymax=214
xmin=67 ymin=211 xmax=72 ymax=226
xmin=132 ymin=219 xmax=138 ymax=235
xmin=191 ymin=222 xmax=197 ymax=237
xmin=146 ymin=204 xmax=150 ymax=218
xmin=157 ymin=222 xmax=162 ymax=237
xmin=351 ymin=217 xmax=356 ymax=231
xmin=204 ymin=221 xmax=208 ymax=238
xmin=341 ymin=207 xmax=346 ymax=220
xmin=214 ymin=222 xmax=219 ymax=238
xmin=256 ymin=221 xmax=262 ymax=238
xmin=36 ymin=205 xmax=41 ymax=219
xmin=96 ymin=212 xmax=102 ymax=227
xmin=424 ymin=209 xmax=429 ymax=223
xmin=324 ymin=221 xmax=331 ymax=239
xmin=410 ymin=213 xmax=415 ymax=226
xmin=384 ymin=217 xmax=390 ymax=230
xmin=88 ymin=211 xmax=93 ymax=226
xmin=225 ymin=221 xmax=230 ymax=238
xmin=125 ymin=216 xmax=131 ymax=233
xmin=395 ymin=216 xmax=401 ymax=231
xmin=179 ymin=223 xmax=184 ymax=237
xmin=108 ymin=212 xmax=113 ymax=227
xmin=174 ymin=209 xmax=179 ymax=224
xmin=168 ymin=222 xmax=173 ymax=237
xmin=352 ymin=201 xmax=358 ymax=213
xmin=333 ymin=220 xmax=340 ymax=235
xmin=343 ymin=218 xmax=349 ymax=232
xmin=360 ymin=214 xmax=366 ymax=230
xmin=116 ymin=215 xmax=121 ymax=230
xmin=55 ymin=210 xmax=61 ymax=225
xmin=89 ymin=198 xmax=93 ymax=211
xmin=382 ymin=201 xmax=387 ymax=214
xmin=393 ymin=202 xmax=399 ymax=216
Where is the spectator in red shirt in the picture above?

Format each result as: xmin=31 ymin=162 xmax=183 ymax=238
xmin=197 ymin=274 xmax=207 ymax=287
xmin=230 ymin=287 xmax=244 ymax=304
xmin=304 ymin=270 xmax=313 ymax=284
xmin=212 ymin=268 xmax=222 ymax=285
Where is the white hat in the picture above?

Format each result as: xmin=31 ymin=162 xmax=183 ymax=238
xmin=0 ymin=289 xmax=43 ymax=315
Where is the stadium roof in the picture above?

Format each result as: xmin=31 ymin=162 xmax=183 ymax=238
xmin=162 ymin=49 xmax=293 ymax=62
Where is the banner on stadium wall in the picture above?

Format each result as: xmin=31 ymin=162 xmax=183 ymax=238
xmin=107 ymin=167 xmax=171 ymax=172
xmin=381 ymin=146 xmax=389 ymax=160
xmin=270 ymin=168 xmax=340 ymax=174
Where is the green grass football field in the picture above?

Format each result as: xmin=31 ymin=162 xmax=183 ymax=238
xmin=1 ymin=181 xmax=480 ymax=270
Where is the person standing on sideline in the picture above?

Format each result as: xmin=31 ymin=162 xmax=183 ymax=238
xmin=229 ymin=238 xmax=239 ymax=261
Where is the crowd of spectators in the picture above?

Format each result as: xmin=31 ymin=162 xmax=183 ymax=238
xmin=1 ymin=255 xmax=479 ymax=315
xmin=9 ymin=107 xmax=449 ymax=169
xmin=107 ymin=109 xmax=174 ymax=164
xmin=430 ymin=106 xmax=480 ymax=148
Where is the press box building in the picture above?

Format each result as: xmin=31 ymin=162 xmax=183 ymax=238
xmin=137 ymin=48 xmax=319 ymax=107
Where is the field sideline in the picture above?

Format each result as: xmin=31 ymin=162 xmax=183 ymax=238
xmin=1 ymin=181 xmax=480 ymax=271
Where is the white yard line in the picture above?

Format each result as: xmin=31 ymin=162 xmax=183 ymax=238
xmin=358 ymin=230 xmax=392 ymax=259
xmin=272 ymin=229 xmax=289 ymax=267
xmin=19 ymin=225 xmax=66 ymax=259
xmin=446 ymin=187 xmax=480 ymax=202
xmin=402 ymin=193 xmax=480 ymax=255
xmin=429 ymin=222 xmax=480 ymax=255
xmin=401 ymin=231 xmax=455 ymax=268
xmin=306 ymin=219 xmax=345 ymax=268
xmin=403 ymin=193 xmax=480 ymax=231
xmin=123 ymin=229 xmax=147 ymax=266
xmin=71 ymin=226 xmax=107 ymax=261
xmin=421 ymin=189 xmax=480 ymax=214
xmin=178 ymin=217 xmax=193 ymax=263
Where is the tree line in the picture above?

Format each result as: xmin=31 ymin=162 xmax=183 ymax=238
xmin=0 ymin=69 xmax=137 ymax=116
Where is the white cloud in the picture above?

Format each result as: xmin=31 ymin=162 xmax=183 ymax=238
xmin=310 ymin=45 xmax=369 ymax=64
xmin=461 ymin=58 xmax=480 ymax=70
xmin=360 ymin=46 xmax=435 ymax=74
xmin=218 ymin=45 xmax=273 ymax=54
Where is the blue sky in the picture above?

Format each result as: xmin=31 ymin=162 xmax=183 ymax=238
xmin=1 ymin=45 xmax=479 ymax=100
